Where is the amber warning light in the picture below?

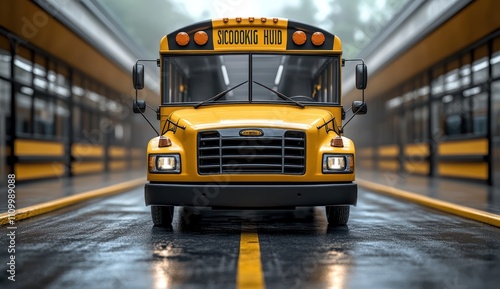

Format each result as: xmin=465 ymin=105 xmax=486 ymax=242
xmin=176 ymin=32 xmax=190 ymax=46
xmin=292 ymin=31 xmax=325 ymax=46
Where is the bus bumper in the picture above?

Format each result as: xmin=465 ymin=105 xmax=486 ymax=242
xmin=145 ymin=182 xmax=357 ymax=208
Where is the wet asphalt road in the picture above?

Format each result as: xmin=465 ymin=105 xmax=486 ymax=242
xmin=1 ymin=187 xmax=500 ymax=289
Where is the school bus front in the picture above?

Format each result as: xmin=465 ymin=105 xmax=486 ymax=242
xmin=134 ymin=18 xmax=368 ymax=226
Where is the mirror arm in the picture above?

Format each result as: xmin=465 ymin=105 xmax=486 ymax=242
xmin=344 ymin=58 xmax=367 ymax=90
xmin=340 ymin=58 xmax=367 ymax=133
xmin=134 ymin=59 xmax=159 ymax=92
xmin=146 ymin=102 xmax=157 ymax=112
xmin=133 ymin=101 xmax=159 ymax=136
xmin=340 ymin=102 xmax=366 ymax=133
xmin=132 ymin=59 xmax=160 ymax=136
xmin=343 ymin=58 xmax=365 ymax=66
xmin=143 ymin=103 xmax=160 ymax=120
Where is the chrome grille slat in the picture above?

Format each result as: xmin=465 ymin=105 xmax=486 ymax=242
xmin=198 ymin=129 xmax=306 ymax=174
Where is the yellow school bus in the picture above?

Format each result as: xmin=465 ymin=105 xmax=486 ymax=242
xmin=132 ymin=17 xmax=368 ymax=226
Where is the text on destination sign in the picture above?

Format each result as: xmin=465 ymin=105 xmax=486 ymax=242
xmin=217 ymin=29 xmax=283 ymax=45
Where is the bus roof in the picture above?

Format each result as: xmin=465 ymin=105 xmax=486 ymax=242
xmin=160 ymin=17 xmax=342 ymax=54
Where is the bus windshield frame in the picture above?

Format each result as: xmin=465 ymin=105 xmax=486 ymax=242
xmin=161 ymin=53 xmax=341 ymax=106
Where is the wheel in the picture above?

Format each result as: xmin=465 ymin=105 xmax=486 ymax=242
xmin=326 ymin=206 xmax=350 ymax=226
xmin=151 ymin=205 xmax=174 ymax=226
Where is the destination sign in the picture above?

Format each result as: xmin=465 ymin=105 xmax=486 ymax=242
xmin=213 ymin=28 xmax=287 ymax=50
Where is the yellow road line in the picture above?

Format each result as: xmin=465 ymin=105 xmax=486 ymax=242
xmin=0 ymin=177 xmax=146 ymax=225
xmin=357 ymin=178 xmax=500 ymax=227
xmin=237 ymin=223 xmax=266 ymax=289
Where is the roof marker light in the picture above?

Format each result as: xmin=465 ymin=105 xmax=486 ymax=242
xmin=331 ymin=136 xmax=344 ymax=148
xmin=223 ymin=18 xmax=229 ymax=23
xmin=175 ymin=32 xmax=190 ymax=46
xmin=249 ymin=17 xmax=255 ymax=22
xmin=158 ymin=136 xmax=172 ymax=147
xmin=236 ymin=17 xmax=242 ymax=23
xmin=261 ymin=17 xmax=267 ymax=23
xmin=311 ymin=32 xmax=325 ymax=46
xmin=292 ymin=31 xmax=306 ymax=45
xmin=273 ymin=18 xmax=279 ymax=23
xmin=194 ymin=31 xmax=208 ymax=45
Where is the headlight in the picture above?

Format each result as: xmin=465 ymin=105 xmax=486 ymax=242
xmin=322 ymin=154 xmax=354 ymax=173
xmin=149 ymin=154 xmax=181 ymax=173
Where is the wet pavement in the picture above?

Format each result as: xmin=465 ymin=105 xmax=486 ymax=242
xmin=358 ymin=169 xmax=500 ymax=215
xmin=1 ymin=187 xmax=499 ymax=289
xmin=0 ymin=170 xmax=145 ymax=212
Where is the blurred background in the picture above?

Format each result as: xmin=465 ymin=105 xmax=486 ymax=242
xmin=99 ymin=0 xmax=408 ymax=58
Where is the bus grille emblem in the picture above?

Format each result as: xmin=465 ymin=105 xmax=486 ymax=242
xmin=239 ymin=129 xmax=263 ymax=136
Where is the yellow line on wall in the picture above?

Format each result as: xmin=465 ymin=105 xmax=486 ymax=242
xmin=0 ymin=178 xmax=146 ymax=225
xmin=237 ymin=223 xmax=266 ymax=289
xmin=357 ymin=178 xmax=500 ymax=227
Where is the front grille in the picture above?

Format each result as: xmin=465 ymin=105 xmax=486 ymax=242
xmin=198 ymin=129 xmax=305 ymax=174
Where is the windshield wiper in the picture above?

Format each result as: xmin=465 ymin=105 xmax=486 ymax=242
xmin=252 ymin=81 xmax=305 ymax=108
xmin=194 ymin=81 xmax=248 ymax=108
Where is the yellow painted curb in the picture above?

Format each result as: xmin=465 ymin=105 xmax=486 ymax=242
xmin=357 ymin=178 xmax=500 ymax=228
xmin=1 ymin=177 xmax=146 ymax=225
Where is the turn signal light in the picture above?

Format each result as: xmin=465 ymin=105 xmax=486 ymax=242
xmin=175 ymin=32 xmax=190 ymax=46
xmin=148 ymin=155 xmax=156 ymax=172
xmin=331 ymin=136 xmax=344 ymax=147
xmin=158 ymin=136 xmax=172 ymax=147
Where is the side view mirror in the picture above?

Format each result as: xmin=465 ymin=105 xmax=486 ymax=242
xmin=133 ymin=100 xmax=146 ymax=113
xmin=355 ymin=64 xmax=367 ymax=90
xmin=352 ymin=100 xmax=367 ymax=115
xmin=133 ymin=64 xmax=145 ymax=90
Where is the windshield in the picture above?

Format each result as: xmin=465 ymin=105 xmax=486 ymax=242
xmin=161 ymin=54 xmax=340 ymax=105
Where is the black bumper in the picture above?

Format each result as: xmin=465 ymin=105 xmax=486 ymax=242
xmin=145 ymin=182 xmax=357 ymax=208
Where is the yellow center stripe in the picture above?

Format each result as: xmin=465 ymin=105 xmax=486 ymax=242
xmin=237 ymin=224 xmax=266 ymax=289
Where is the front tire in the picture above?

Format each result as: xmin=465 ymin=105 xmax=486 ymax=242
xmin=151 ymin=205 xmax=174 ymax=226
xmin=326 ymin=206 xmax=350 ymax=226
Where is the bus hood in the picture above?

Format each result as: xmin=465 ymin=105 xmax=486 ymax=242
xmin=167 ymin=105 xmax=337 ymax=131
